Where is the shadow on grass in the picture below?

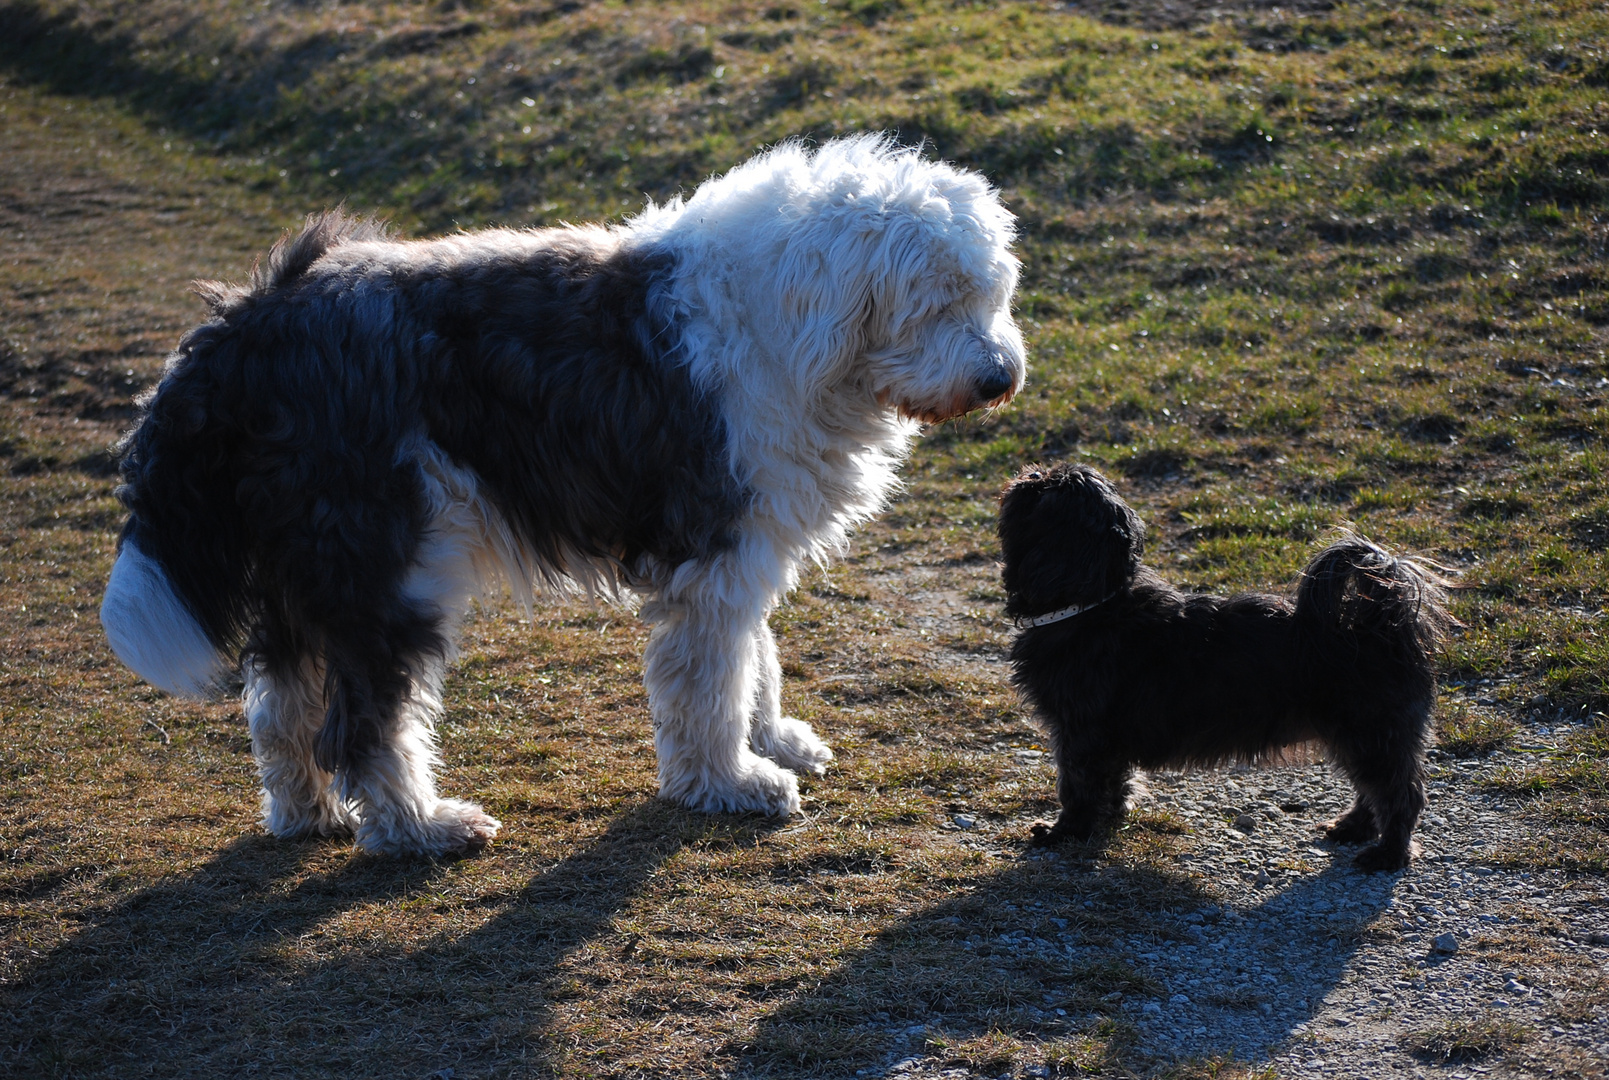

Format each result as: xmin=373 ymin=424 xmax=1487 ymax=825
xmin=0 ymin=799 xmax=709 ymax=1078
xmin=0 ymin=2 xmax=272 ymax=132
xmin=732 ymin=845 xmax=1398 ymax=1077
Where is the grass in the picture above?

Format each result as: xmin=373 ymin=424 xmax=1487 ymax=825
xmin=2 ymin=0 xmax=1608 ymax=1076
xmin=1436 ymin=698 xmax=1518 ymax=757
xmin=1402 ymin=1015 xmax=1532 ymax=1064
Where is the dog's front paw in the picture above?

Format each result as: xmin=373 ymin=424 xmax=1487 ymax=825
xmin=431 ymin=799 xmax=503 ymax=854
xmin=260 ymin=789 xmax=359 ymax=840
xmin=1028 ymin=816 xmax=1095 ymax=847
xmin=759 ymin=716 xmax=834 ymax=776
xmin=1323 ymin=807 xmax=1379 ymax=845
xmin=730 ymin=758 xmax=802 ymax=816
xmin=1353 ymin=840 xmax=1415 ymax=874
xmin=1029 ymin=822 xmax=1062 ymax=847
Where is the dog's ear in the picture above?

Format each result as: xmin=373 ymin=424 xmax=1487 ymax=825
xmin=998 ymin=464 xmax=1144 ymax=617
xmin=773 ymin=207 xmax=919 ymax=398
xmin=774 ymin=228 xmax=881 ymax=397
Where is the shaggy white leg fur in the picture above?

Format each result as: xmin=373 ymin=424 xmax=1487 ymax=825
xmin=332 ymin=446 xmax=506 ymax=856
xmin=747 ymin=620 xmax=833 ymax=775
xmin=339 ymin=665 xmax=501 ymax=857
xmin=245 ymin=659 xmax=358 ymax=838
xmin=643 ymin=553 xmax=801 ymax=816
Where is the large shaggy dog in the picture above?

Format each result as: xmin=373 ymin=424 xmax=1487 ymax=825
xmin=999 ymin=464 xmax=1451 ymax=872
xmin=100 ymin=137 xmax=1026 ymax=856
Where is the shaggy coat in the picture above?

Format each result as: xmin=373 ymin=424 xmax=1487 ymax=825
xmin=999 ymin=464 xmax=1451 ymax=872
xmin=102 ymin=137 xmax=1026 ymax=855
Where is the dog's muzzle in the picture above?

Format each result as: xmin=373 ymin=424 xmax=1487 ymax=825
xmin=890 ymin=369 xmax=1019 ymax=424
xmin=975 ymin=367 xmax=1018 ymax=409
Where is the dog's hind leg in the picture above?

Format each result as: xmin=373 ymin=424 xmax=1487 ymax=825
xmin=747 ymin=619 xmax=833 ymax=776
xmin=1350 ymin=760 xmax=1427 ymax=874
xmin=1335 ymin=713 xmax=1429 ymax=873
xmin=246 ymin=655 xmax=358 ymax=839
xmin=642 ymin=549 xmax=803 ymax=818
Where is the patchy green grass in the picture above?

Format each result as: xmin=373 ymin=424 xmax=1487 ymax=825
xmin=1437 ymin=699 xmax=1518 ymax=757
xmin=3 ymin=0 xmax=1609 ymax=1076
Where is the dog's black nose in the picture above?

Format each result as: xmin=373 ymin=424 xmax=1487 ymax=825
xmin=976 ymin=370 xmax=1015 ymax=402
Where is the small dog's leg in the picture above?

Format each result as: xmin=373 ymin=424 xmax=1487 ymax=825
xmin=747 ymin=619 xmax=832 ymax=775
xmin=1351 ymin=756 xmax=1427 ymax=874
xmin=1032 ymin=751 xmax=1124 ymax=845
xmin=643 ymin=560 xmax=801 ymax=818
xmin=1323 ymin=800 xmax=1379 ymax=845
xmin=246 ymin=657 xmax=358 ymax=839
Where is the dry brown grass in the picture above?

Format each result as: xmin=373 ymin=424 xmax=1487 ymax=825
xmin=0 ymin=73 xmax=1194 ymax=1079
xmin=5 ymin=0 xmax=1609 ymax=1074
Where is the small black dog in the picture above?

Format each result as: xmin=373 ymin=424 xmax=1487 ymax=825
xmin=999 ymin=463 xmax=1453 ymax=872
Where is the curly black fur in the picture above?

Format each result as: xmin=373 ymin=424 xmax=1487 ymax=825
xmin=999 ymin=463 xmax=1453 ymax=872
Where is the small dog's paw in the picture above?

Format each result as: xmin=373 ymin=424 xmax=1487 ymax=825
xmin=1029 ymin=822 xmax=1061 ymax=847
xmin=1352 ymin=841 xmax=1412 ymax=874
xmin=1323 ymin=812 xmax=1379 ymax=845
xmin=759 ymin=716 xmax=834 ymax=776
xmin=1028 ymin=817 xmax=1095 ymax=847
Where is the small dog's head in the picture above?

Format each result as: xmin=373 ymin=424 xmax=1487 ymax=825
xmin=998 ymin=463 xmax=1144 ymax=619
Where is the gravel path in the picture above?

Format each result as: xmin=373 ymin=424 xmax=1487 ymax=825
xmin=901 ymin=735 xmax=1609 ymax=1078
xmin=1113 ymin=747 xmax=1607 ymax=1075
xmin=858 ymin=559 xmax=1608 ymax=1078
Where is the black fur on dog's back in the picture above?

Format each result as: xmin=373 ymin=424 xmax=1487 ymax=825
xmin=115 ymin=210 xmax=746 ymax=775
xmin=1000 ymin=462 xmax=1453 ymax=872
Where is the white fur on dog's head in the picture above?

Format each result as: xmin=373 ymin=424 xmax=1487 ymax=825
xmin=633 ymin=136 xmax=1026 ymax=423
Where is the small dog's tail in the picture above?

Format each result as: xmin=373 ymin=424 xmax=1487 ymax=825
xmin=1294 ymin=532 xmax=1455 ymax=658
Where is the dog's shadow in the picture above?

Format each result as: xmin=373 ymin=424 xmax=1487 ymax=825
xmin=0 ymin=800 xmax=712 ymax=1076
xmin=730 ymin=844 xmax=1400 ymax=1076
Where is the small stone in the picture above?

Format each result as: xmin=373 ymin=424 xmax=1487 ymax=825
xmin=1169 ymin=993 xmax=1191 ymax=1005
xmin=953 ymin=814 xmax=977 ymax=830
xmin=1233 ymin=813 xmax=1258 ymax=832
xmin=1432 ymin=932 xmax=1459 ymax=955
xmin=1142 ymin=1001 xmax=1162 ymax=1015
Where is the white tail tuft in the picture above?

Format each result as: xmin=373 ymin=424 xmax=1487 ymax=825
xmin=101 ymin=541 xmax=230 ymax=698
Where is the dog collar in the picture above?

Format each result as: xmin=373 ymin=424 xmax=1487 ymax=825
xmin=1014 ymin=592 xmax=1115 ymax=628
